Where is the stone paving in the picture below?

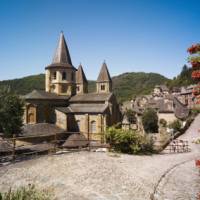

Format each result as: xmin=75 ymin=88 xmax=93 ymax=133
xmin=0 ymin=115 xmax=200 ymax=200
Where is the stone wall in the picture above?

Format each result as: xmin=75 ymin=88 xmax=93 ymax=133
xmin=158 ymin=113 xmax=177 ymax=124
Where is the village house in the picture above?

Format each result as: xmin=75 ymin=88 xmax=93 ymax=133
xmin=23 ymin=32 xmax=121 ymax=141
xmin=122 ymin=85 xmax=189 ymax=131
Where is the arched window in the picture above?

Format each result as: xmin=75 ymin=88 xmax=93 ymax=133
xmin=53 ymin=71 xmax=57 ymax=80
xmin=62 ymin=72 xmax=67 ymax=80
xmin=101 ymin=84 xmax=105 ymax=91
xmin=76 ymin=120 xmax=81 ymax=131
xmin=90 ymin=121 xmax=96 ymax=133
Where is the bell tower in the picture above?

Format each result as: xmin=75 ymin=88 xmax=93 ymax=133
xmin=96 ymin=61 xmax=112 ymax=93
xmin=76 ymin=64 xmax=88 ymax=94
xmin=45 ymin=32 xmax=76 ymax=96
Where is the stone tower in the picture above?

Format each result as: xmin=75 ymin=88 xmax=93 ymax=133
xmin=45 ymin=32 xmax=76 ymax=96
xmin=76 ymin=64 xmax=88 ymax=94
xmin=96 ymin=62 xmax=112 ymax=93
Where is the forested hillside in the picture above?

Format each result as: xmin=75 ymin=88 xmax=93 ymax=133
xmin=0 ymin=72 xmax=169 ymax=102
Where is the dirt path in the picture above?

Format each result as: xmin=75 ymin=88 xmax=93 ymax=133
xmin=152 ymin=114 xmax=200 ymax=200
xmin=0 ymin=115 xmax=200 ymax=200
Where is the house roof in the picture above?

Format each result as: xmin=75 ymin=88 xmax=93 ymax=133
xmin=45 ymin=32 xmax=76 ymax=70
xmin=155 ymin=85 xmax=169 ymax=91
xmin=69 ymin=93 xmax=113 ymax=103
xmin=173 ymin=97 xmax=190 ymax=119
xmin=62 ymin=133 xmax=88 ymax=148
xmin=22 ymin=123 xmax=65 ymax=136
xmin=134 ymin=95 xmax=189 ymax=119
xmin=56 ymin=103 xmax=109 ymax=114
xmin=23 ymin=90 xmax=70 ymax=100
xmin=76 ymin=64 xmax=88 ymax=84
xmin=97 ymin=62 xmax=112 ymax=82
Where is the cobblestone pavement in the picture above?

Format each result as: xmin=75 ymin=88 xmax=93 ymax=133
xmin=0 ymin=115 xmax=200 ymax=200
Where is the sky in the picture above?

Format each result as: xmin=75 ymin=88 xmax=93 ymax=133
xmin=0 ymin=0 xmax=200 ymax=81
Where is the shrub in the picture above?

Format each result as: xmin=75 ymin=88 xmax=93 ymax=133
xmin=168 ymin=119 xmax=182 ymax=133
xmin=105 ymin=127 xmax=154 ymax=154
xmin=0 ymin=87 xmax=24 ymax=137
xmin=159 ymin=118 xmax=167 ymax=127
xmin=0 ymin=184 xmax=53 ymax=200
xmin=125 ymin=109 xmax=136 ymax=123
xmin=142 ymin=108 xmax=158 ymax=133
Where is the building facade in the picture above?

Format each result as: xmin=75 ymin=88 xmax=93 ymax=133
xmin=24 ymin=32 xmax=121 ymax=141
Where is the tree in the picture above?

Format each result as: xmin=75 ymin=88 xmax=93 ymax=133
xmin=168 ymin=119 xmax=182 ymax=133
xmin=142 ymin=108 xmax=158 ymax=133
xmin=125 ymin=109 xmax=136 ymax=123
xmin=0 ymin=87 xmax=24 ymax=137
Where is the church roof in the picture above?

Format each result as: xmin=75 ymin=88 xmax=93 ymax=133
xmin=69 ymin=92 xmax=113 ymax=103
xmin=97 ymin=62 xmax=112 ymax=82
xmin=23 ymin=90 xmax=69 ymax=100
xmin=22 ymin=123 xmax=65 ymax=137
xmin=46 ymin=32 xmax=76 ymax=70
xmin=56 ymin=103 xmax=109 ymax=114
xmin=76 ymin=64 xmax=88 ymax=84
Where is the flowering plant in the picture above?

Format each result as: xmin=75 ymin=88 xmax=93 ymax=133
xmin=193 ymin=85 xmax=200 ymax=95
xmin=187 ymin=44 xmax=200 ymax=54
xmin=191 ymin=70 xmax=200 ymax=79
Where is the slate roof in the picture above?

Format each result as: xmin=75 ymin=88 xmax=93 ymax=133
xmin=62 ymin=133 xmax=88 ymax=148
xmin=97 ymin=62 xmax=112 ymax=82
xmin=76 ymin=64 xmax=88 ymax=84
xmin=22 ymin=123 xmax=65 ymax=136
xmin=69 ymin=93 xmax=113 ymax=103
xmin=134 ymin=95 xmax=189 ymax=119
xmin=155 ymin=85 xmax=169 ymax=91
xmin=56 ymin=103 xmax=109 ymax=114
xmin=45 ymin=32 xmax=76 ymax=70
xmin=23 ymin=90 xmax=69 ymax=100
xmin=173 ymin=97 xmax=190 ymax=119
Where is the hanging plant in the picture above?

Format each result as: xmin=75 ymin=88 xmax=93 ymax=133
xmin=187 ymin=44 xmax=200 ymax=54
xmin=191 ymin=61 xmax=200 ymax=68
xmin=193 ymin=85 xmax=200 ymax=95
xmin=192 ymin=70 xmax=200 ymax=79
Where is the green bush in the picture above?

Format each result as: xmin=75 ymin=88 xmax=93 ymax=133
xmin=142 ymin=108 xmax=158 ymax=133
xmin=0 ymin=185 xmax=53 ymax=200
xmin=124 ymin=109 xmax=136 ymax=123
xmin=159 ymin=118 xmax=167 ymax=127
xmin=168 ymin=119 xmax=182 ymax=133
xmin=105 ymin=127 xmax=154 ymax=154
xmin=191 ymin=108 xmax=200 ymax=115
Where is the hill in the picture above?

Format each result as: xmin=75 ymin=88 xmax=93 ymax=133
xmin=167 ymin=65 xmax=198 ymax=89
xmin=0 ymin=72 xmax=169 ymax=102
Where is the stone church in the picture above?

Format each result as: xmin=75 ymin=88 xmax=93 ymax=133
xmin=23 ymin=32 xmax=121 ymax=140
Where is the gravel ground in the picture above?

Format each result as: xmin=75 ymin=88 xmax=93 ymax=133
xmin=0 ymin=114 xmax=200 ymax=200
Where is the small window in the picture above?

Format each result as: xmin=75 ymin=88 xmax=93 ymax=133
xmin=71 ymin=72 xmax=74 ymax=81
xmin=76 ymin=120 xmax=81 ymax=131
xmin=77 ymin=86 xmax=80 ymax=92
xmin=62 ymin=72 xmax=67 ymax=80
xmin=90 ymin=121 xmax=96 ymax=133
xmin=53 ymin=72 xmax=57 ymax=80
xmin=101 ymin=85 xmax=105 ymax=91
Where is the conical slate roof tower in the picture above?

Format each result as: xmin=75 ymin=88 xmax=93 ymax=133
xmin=76 ymin=64 xmax=88 ymax=94
xmin=45 ymin=32 xmax=77 ymax=96
xmin=96 ymin=61 xmax=112 ymax=93
xmin=97 ymin=61 xmax=112 ymax=82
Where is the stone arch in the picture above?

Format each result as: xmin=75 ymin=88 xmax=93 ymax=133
xmin=26 ymin=104 xmax=37 ymax=124
xmin=90 ymin=120 xmax=96 ymax=133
